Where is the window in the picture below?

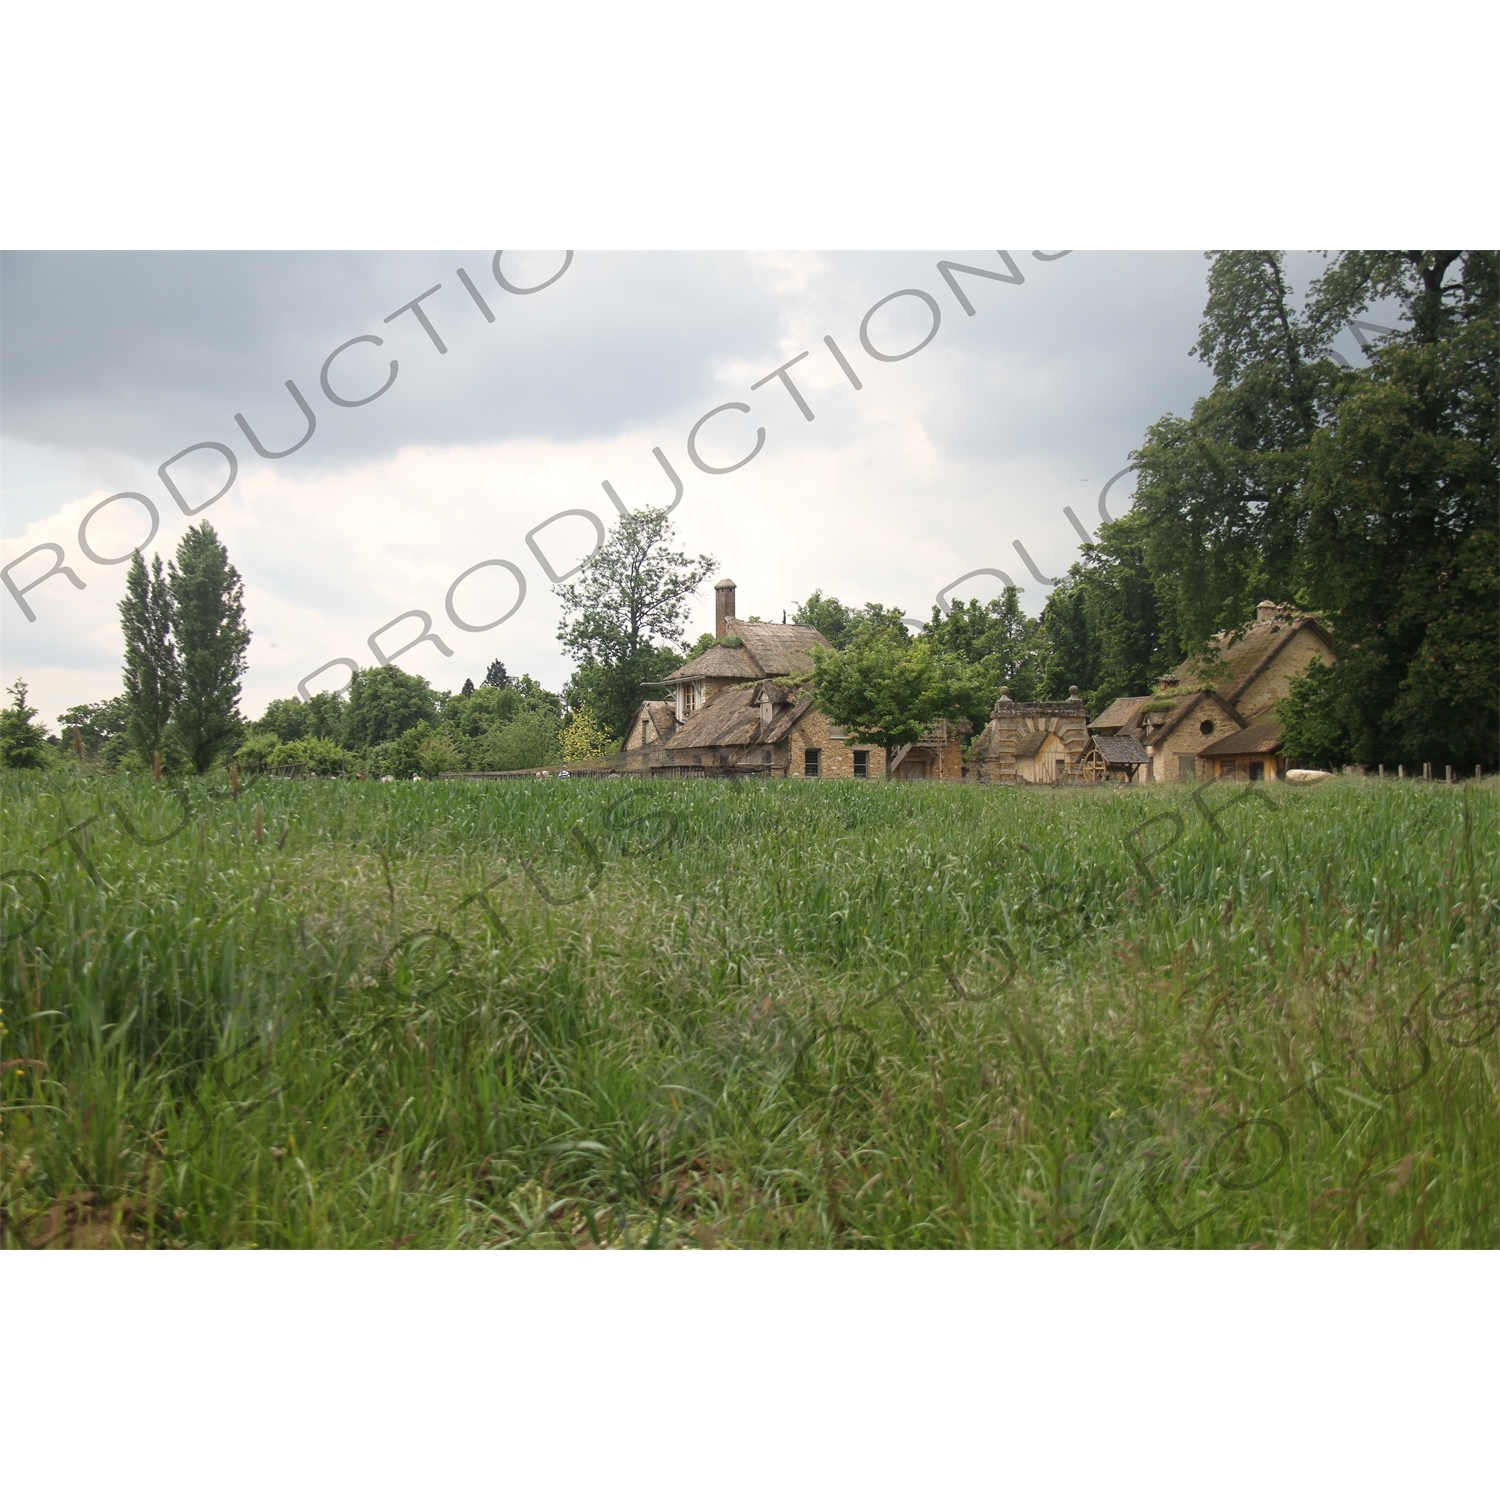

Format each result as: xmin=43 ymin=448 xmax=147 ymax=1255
xmin=1200 ymin=720 xmax=1215 ymax=736
xmin=804 ymin=747 xmax=821 ymax=777
xmin=852 ymin=749 xmax=868 ymax=778
xmin=763 ymin=750 xmax=772 ymax=764
xmin=1248 ymin=761 xmax=1264 ymax=781
xmin=1178 ymin=754 xmax=1197 ymax=780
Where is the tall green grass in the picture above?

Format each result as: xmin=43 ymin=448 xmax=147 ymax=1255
xmin=2 ymin=768 xmax=1495 ymax=1247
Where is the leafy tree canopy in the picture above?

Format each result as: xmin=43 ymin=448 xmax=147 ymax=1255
xmin=255 ymin=692 xmax=346 ymax=745
xmin=811 ymin=636 xmax=977 ymax=758
xmin=343 ymin=665 xmax=438 ymax=750
xmin=555 ymin=508 xmax=714 ymax=739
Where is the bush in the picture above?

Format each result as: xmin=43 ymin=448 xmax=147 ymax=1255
xmin=560 ymin=706 xmax=614 ymax=763
xmin=472 ymin=711 xmax=561 ymax=771
xmin=270 ymin=736 xmax=350 ymax=775
xmin=417 ymin=730 xmax=467 ymax=776
xmin=235 ymin=731 xmax=282 ymax=771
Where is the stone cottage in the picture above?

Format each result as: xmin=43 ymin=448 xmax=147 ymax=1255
xmin=1088 ymin=602 xmax=1336 ymax=782
xmin=621 ymin=579 xmax=967 ymax=779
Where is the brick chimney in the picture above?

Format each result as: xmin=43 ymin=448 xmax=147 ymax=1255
xmin=714 ymin=578 xmax=737 ymax=639
xmin=1256 ymin=600 xmax=1283 ymax=622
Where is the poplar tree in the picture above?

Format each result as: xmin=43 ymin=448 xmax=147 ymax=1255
xmin=119 ymin=548 xmax=181 ymax=765
xmin=167 ymin=522 xmax=251 ymax=773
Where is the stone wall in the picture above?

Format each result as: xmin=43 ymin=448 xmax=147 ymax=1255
xmin=789 ymin=710 xmax=889 ymax=779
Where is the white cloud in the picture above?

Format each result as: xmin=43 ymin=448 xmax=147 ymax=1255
xmin=4 ymin=249 xmax=1231 ymax=726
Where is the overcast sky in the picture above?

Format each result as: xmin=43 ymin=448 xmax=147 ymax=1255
xmin=1 ymin=249 xmax=1383 ymax=725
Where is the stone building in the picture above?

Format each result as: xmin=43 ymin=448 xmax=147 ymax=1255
xmin=966 ymin=689 xmax=1091 ymax=784
xmin=1088 ymin=602 xmax=1336 ymax=782
xmin=621 ymin=578 xmax=967 ymax=779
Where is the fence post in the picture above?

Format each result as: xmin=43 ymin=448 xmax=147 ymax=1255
xmin=1423 ymin=763 xmax=1432 ymax=782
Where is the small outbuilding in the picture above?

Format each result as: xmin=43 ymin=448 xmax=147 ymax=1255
xmin=1082 ymin=733 xmax=1151 ymax=783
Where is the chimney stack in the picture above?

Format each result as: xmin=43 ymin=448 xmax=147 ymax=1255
xmin=714 ymin=578 xmax=737 ymax=639
xmin=1256 ymin=600 xmax=1281 ymax=622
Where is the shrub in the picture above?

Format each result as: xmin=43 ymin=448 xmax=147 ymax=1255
xmin=417 ymin=730 xmax=467 ymax=776
xmin=560 ymin=706 xmax=614 ymax=764
xmin=270 ymin=736 xmax=350 ymax=775
xmin=473 ymin=711 xmax=561 ymax=771
xmin=235 ymin=731 xmax=282 ymax=771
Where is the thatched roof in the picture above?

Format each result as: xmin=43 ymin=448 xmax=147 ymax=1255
xmin=1089 ymin=696 xmax=1148 ymax=732
xmin=664 ymin=684 xmax=813 ymax=750
xmin=1202 ymin=717 xmax=1284 ymax=757
xmin=660 ymin=643 xmax=758 ymax=682
xmin=663 ymin=619 xmax=829 ymax=683
xmin=1174 ymin=617 xmax=1334 ymax=706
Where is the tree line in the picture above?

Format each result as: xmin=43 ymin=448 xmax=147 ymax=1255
xmin=538 ymin=252 xmax=1496 ymax=772
xmin=5 ymin=251 xmax=1492 ymax=776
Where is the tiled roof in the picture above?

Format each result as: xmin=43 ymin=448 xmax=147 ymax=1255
xmin=1092 ymin=734 xmax=1150 ymax=764
xmin=1202 ymin=718 xmax=1284 ymax=756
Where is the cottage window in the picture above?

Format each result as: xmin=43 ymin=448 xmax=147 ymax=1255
xmin=1178 ymin=753 xmax=1197 ymax=779
xmin=804 ymin=747 xmax=821 ymax=777
xmin=852 ymin=749 xmax=868 ymax=778
xmin=1248 ymin=761 xmax=1264 ymax=781
xmin=1200 ymin=719 xmax=1215 ymax=735
xmin=763 ymin=750 xmax=772 ymax=764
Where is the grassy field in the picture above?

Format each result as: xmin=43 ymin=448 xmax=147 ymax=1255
xmin=1 ymin=768 xmax=1495 ymax=1248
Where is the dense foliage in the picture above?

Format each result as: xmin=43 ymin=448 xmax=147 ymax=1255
xmin=807 ymin=251 xmax=1496 ymax=769
xmin=1073 ymin=250 xmax=1496 ymax=768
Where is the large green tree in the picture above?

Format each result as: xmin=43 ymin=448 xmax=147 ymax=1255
xmin=1288 ymin=251 xmax=1498 ymax=768
xmin=167 ymin=523 xmax=251 ymax=773
xmin=119 ymin=549 xmax=181 ymax=765
xmin=254 ymin=691 xmax=347 ymax=746
xmin=1129 ymin=250 xmax=1339 ymax=653
xmin=921 ymin=586 xmax=1043 ymax=712
xmin=59 ymin=694 xmax=131 ymax=767
xmin=811 ymin=631 xmax=977 ymax=769
xmin=554 ymin=507 xmax=716 ymax=740
xmin=1034 ymin=514 xmax=1181 ymax=715
xmin=342 ymin=665 xmax=438 ymax=750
